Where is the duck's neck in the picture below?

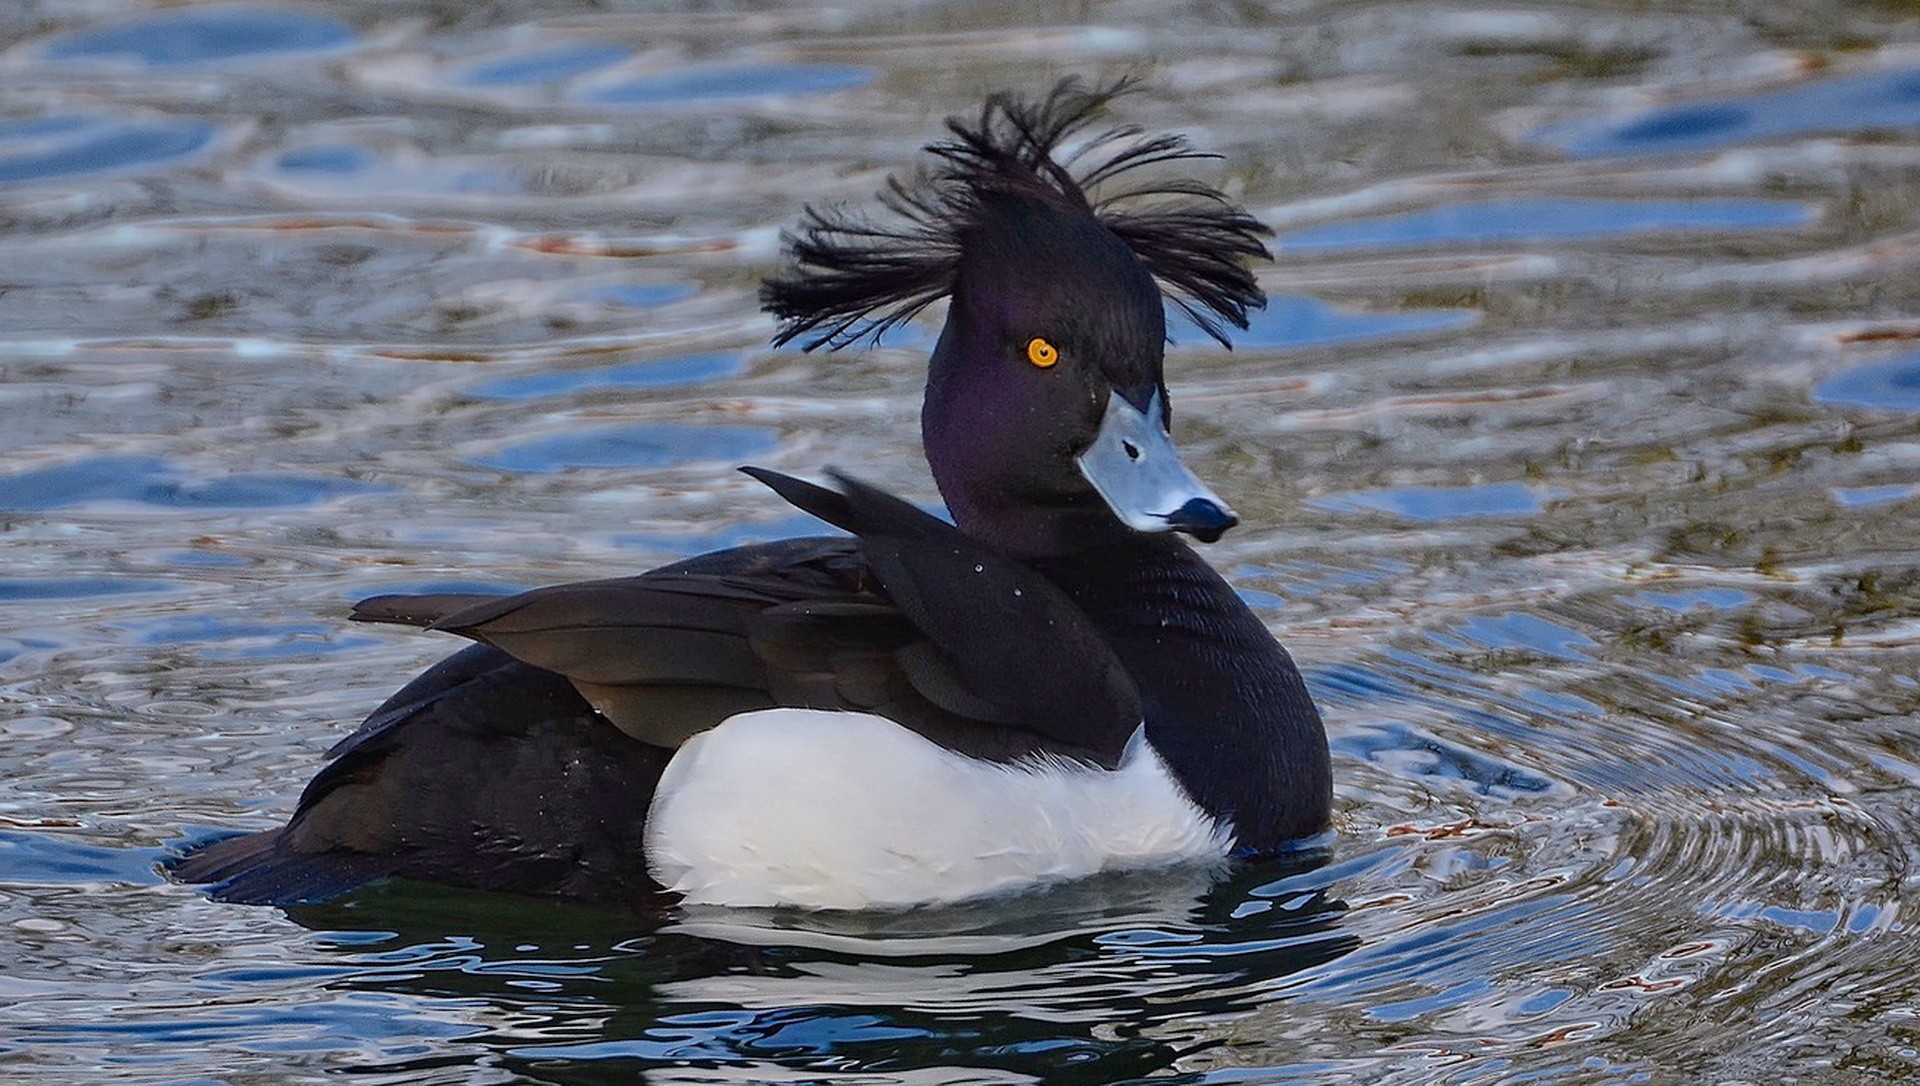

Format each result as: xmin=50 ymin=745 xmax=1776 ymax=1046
xmin=1026 ymin=534 xmax=1332 ymax=851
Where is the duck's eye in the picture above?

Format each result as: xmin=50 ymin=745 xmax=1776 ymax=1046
xmin=1026 ymin=337 xmax=1059 ymax=368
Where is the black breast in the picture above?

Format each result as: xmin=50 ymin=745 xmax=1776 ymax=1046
xmin=1031 ymin=537 xmax=1330 ymax=851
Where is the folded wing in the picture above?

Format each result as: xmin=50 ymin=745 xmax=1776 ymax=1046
xmin=352 ymin=471 xmax=1143 ymax=767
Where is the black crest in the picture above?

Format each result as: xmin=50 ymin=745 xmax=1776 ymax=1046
xmin=761 ymin=77 xmax=1272 ymax=350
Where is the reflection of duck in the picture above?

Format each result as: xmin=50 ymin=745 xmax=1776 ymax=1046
xmin=173 ymin=79 xmax=1331 ymax=909
xmin=266 ymin=856 xmax=1351 ymax=1085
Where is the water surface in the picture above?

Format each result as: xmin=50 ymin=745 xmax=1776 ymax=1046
xmin=4 ymin=1 xmax=1920 ymax=1083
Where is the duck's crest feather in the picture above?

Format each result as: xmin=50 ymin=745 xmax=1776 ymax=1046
xmin=762 ymin=77 xmax=1271 ymax=350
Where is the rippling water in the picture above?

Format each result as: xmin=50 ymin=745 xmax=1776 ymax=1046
xmin=5 ymin=1 xmax=1920 ymax=1082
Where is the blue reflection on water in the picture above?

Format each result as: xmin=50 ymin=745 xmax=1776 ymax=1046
xmin=161 ymin=549 xmax=251 ymax=569
xmin=1448 ymin=612 xmax=1597 ymax=661
xmin=593 ymin=283 xmax=701 ymax=309
xmin=117 ymin=614 xmax=386 ymax=659
xmin=1171 ymin=294 xmax=1475 ymax=349
xmin=1311 ymin=481 xmax=1541 ymax=520
xmin=0 ymin=830 xmax=167 ymax=885
xmin=346 ymin=579 xmax=528 ymax=600
xmin=44 ymin=9 xmax=355 ymax=66
xmin=467 ymin=353 xmax=742 ymax=400
xmin=584 ymin=65 xmax=873 ymax=106
xmin=0 ymin=577 xmax=175 ymax=602
xmin=1637 ymin=586 xmax=1753 ymax=611
xmin=1814 ymin=350 xmax=1920 ymax=411
xmin=1318 ymin=650 xmax=1585 ymax=764
xmin=1539 ymin=66 xmax=1920 ymax=156
xmin=1370 ymin=976 xmax=1498 ymax=1023
xmin=1280 ymin=197 xmax=1811 ymax=251
xmin=614 ymin=512 xmax=830 ymax=554
xmin=0 ymin=117 xmax=87 ymax=141
xmin=513 ymin=1009 xmax=924 ymax=1062
xmin=1312 ymin=661 xmax=1559 ymax=793
xmin=126 ymin=615 xmax=328 ymax=646
xmin=0 ymin=117 xmax=214 ymax=185
xmin=1313 ymin=892 xmax=1594 ymax=1021
xmin=473 ymin=424 xmax=777 ymax=473
xmin=1333 ymin=721 xmax=1557 ymax=795
xmin=1713 ymin=900 xmax=1841 ymax=936
xmin=462 ymin=44 xmax=630 ymax=86
xmin=0 ymin=455 xmax=377 ymax=510
xmin=276 ymin=145 xmax=373 ymax=174
xmin=1755 ymin=905 xmax=1840 ymax=936
xmin=1832 ymin=484 xmax=1915 ymax=507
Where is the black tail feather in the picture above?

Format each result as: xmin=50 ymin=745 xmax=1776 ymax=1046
xmin=169 ymin=830 xmax=398 ymax=906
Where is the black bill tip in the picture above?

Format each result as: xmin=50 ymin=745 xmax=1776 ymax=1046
xmin=1167 ymin=498 xmax=1238 ymax=543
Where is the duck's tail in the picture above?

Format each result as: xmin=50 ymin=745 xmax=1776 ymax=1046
xmin=169 ymin=829 xmax=397 ymax=905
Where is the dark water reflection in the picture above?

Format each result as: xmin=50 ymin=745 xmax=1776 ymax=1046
xmin=230 ymin=858 xmax=1348 ymax=1085
xmin=7 ymin=0 xmax=1920 ymax=1082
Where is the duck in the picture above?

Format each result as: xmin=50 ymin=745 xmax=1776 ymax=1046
xmin=171 ymin=78 xmax=1332 ymax=910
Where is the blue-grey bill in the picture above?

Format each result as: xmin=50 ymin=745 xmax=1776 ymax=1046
xmin=1076 ymin=390 xmax=1239 ymax=542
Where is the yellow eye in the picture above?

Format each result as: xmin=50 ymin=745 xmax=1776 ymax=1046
xmin=1026 ymin=337 xmax=1059 ymax=368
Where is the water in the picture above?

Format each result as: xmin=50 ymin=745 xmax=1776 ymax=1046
xmin=4 ymin=0 xmax=1920 ymax=1082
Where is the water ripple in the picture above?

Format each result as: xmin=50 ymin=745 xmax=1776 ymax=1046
xmin=466 ymin=353 xmax=743 ymax=400
xmin=41 ymin=8 xmax=355 ymax=67
xmin=0 ymin=117 xmax=215 ymax=186
xmin=1541 ymin=65 xmax=1920 ymax=157
xmin=0 ymin=455 xmax=378 ymax=511
xmin=1279 ymin=197 xmax=1813 ymax=251
xmin=581 ymin=64 xmax=874 ymax=107
xmin=472 ymin=423 xmax=779 ymax=474
xmin=460 ymin=44 xmax=631 ymax=87
xmin=6 ymin=0 xmax=1920 ymax=1083
xmin=1815 ymin=349 xmax=1920 ymax=411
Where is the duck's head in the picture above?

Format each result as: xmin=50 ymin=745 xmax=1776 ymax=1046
xmin=763 ymin=79 xmax=1270 ymax=556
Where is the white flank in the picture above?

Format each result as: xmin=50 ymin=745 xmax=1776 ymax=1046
xmin=644 ymin=708 xmax=1232 ymax=910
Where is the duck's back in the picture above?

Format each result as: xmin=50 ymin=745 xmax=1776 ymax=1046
xmin=171 ymin=643 xmax=669 ymax=904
